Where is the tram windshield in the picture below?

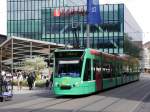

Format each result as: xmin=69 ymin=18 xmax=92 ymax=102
xmin=55 ymin=59 xmax=83 ymax=78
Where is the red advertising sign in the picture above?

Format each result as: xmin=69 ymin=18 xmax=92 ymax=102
xmin=54 ymin=9 xmax=61 ymax=17
xmin=54 ymin=7 xmax=86 ymax=17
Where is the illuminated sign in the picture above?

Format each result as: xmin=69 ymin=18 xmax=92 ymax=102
xmin=59 ymin=60 xmax=79 ymax=64
xmin=54 ymin=9 xmax=61 ymax=17
xmin=55 ymin=51 xmax=84 ymax=58
xmin=53 ymin=7 xmax=87 ymax=17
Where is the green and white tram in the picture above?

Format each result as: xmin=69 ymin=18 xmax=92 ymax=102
xmin=53 ymin=48 xmax=140 ymax=95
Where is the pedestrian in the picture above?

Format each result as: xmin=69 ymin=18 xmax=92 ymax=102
xmin=45 ymin=79 xmax=49 ymax=88
xmin=0 ymin=74 xmax=3 ymax=92
xmin=17 ymin=72 xmax=23 ymax=91
xmin=3 ymin=74 xmax=8 ymax=92
xmin=27 ymin=74 xmax=34 ymax=90
xmin=49 ymin=72 xmax=53 ymax=89
xmin=32 ymin=72 xmax=36 ymax=88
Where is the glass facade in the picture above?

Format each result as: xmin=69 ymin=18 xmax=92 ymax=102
xmin=7 ymin=0 xmax=125 ymax=54
xmin=7 ymin=0 xmax=50 ymax=39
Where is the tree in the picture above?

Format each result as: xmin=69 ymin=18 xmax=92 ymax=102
xmin=23 ymin=56 xmax=47 ymax=80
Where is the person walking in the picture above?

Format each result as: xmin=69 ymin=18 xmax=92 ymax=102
xmin=45 ymin=79 xmax=49 ymax=88
xmin=49 ymin=72 xmax=53 ymax=89
xmin=0 ymin=74 xmax=3 ymax=93
xmin=17 ymin=72 xmax=23 ymax=91
xmin=32 ymin=72 xmax=36 ymax=88
xmin=27 ymin=74 xmax=34 ymax=90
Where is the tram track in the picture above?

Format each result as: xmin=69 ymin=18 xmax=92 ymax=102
xmin=34 ymin=78 xmax=149 ymax=112
xmin=28 ymin=98 xmax=74 ymax=112
xmin=106 ymin=82 xmax=150 ymax=112
xmin=0 ymin=95 xmax=75 ymax=112
xmin=0 ymin=80 xmax=144 ymax=104
xmin=73 ymin=84 xmax=143 ymax=112
xmin=78 ymin=78 xmax=150 ymax=112
xmin=71 ymin=77 xmax=150 ymax=112
xmin=36 ymin=78 xmax=148 ymax=111
xmin=28 ymin=80 xmax=149 ymax=112
xmin=1 ymin=76 xmax=149 ymax=112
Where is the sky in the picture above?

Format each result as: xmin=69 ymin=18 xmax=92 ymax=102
xmin=0 ymin=0 xmax=150 ymax=44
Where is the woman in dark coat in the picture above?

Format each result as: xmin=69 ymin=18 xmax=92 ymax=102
xmin=27 ymin=74 xmax=34 ymax=90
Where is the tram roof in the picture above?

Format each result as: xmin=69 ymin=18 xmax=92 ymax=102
xmin=54 ymin=48 xmax=131 ymax=62
xmin=89 ymin=48 xmax=129 ymax=61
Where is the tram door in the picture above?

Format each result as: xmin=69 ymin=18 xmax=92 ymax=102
xmin=83 ymin=59 xmax=91 ymax=81
xmin=94 ymin=60 xmax=102 ymax=91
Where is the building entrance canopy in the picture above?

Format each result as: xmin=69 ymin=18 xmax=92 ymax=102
xmin=0 ymin=36 xmax=72 ymax=73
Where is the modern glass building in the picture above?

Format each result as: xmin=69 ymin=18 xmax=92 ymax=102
xmin=7 ymin=0 xmax=142 ymax=54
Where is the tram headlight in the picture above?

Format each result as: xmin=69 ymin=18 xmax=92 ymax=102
xmin=80 ymin=81 xmax=83 ymax=84
xmin=74 ymin=82 xmax=80 ymax=87
xmin=55 ymin=82 xmax=59 ymax=87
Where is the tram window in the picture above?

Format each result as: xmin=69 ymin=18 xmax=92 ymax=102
xmin=83 ymin=59 xmax=91 ymax=81
xmin=93 ymin=60 xmax=101 ymax=80
xmin=117 ymin=64 xmax=121 ymax=76
xmin=55 ymin=59 xmax=83 ymax=78
xmin=111 ymin=64 xmax=115 ymax=77
xmin=102 ymin=63 xmax=112 ymax=78
xmin=123 ymin=64 xmax=129 ymax=73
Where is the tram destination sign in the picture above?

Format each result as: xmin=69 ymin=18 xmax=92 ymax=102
xmin=55 ymin=51 xmax=84 ymax=58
